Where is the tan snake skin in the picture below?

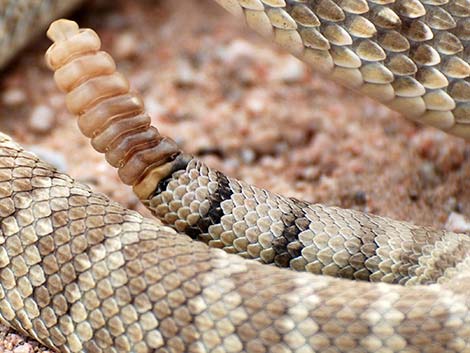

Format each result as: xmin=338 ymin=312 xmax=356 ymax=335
xmin=0 ymin=132 xmax=470 ymax=353
xmin=0 ymin=1 xmax=82 ymax=69
xmin=213 ymin=0 xmax=470 ymax=138
xmin=1 ymin=0 xmax=470 ymax=352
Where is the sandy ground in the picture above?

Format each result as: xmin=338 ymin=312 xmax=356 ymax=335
xmin=0 ymin=0 xmax=470 ymax=350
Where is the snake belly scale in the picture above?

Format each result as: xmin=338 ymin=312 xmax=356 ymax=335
xmin=0 ymin=1 xmax=469 ymax=353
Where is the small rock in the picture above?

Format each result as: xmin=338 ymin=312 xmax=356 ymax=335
xmin=175 ymin=59 xmax=197 ymax=87
xmin=300 ymin=166 xmax=320 ymax=181
xmin=219 ymin=40 xmax=256 ymax=64
xmin=144 ymin=96 xmax=167 ymax=118
xmin=270 ymin=57 xmax=306 ymax=83
xmin=113 ymin=31 xmax=140 ymax=59
xmin=13 ymin=344 xmax=31 ymax=353
xmin=245 ymin=90 xmax=267 ymax=114
xmin=445 ymin=212 xmax=470 ymax=233
xmin=2 ymin=88 xmax=26 ymax=106
xmin=418 ymin=161 xmax=440 ymax=187
xmin=28 ymin=105 xmax=55 ymax=134
xmin=6 ymin=334 xmax=23 ymax=349
xmin=240 ymin=148 xmax=256 ymax=164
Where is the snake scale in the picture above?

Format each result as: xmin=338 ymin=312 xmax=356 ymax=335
xmin=0 ymin=0 xmax=469 ymax=352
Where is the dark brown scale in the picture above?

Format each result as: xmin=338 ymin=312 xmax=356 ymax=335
xmin=45 ymin=19 xmax=181 ymax=189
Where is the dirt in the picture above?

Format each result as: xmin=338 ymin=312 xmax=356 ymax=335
xmin=0 ymin=0 xmax=470 ymax=350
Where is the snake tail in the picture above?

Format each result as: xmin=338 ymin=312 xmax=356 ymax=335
xmin=45 ymin=19 xmax=188 ymax=200
xmin=47 ymin=19 xmax=470 ymax=287
xmin=1 ymin=132 xmax=469 ymax=353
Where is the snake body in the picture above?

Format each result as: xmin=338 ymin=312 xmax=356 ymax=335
xmin=213 ymin=0 xmax=470 ymax=138
xmin=0 ymin=0 xmax=470 ymax=352
xmin=0 ymin=132 xmax=470 ymax=353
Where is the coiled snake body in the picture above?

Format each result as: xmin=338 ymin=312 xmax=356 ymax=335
xmin=0 ymin=1 xmax=470 ymax=352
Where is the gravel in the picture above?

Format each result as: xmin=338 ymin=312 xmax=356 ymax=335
xmin=28 ymin=105 xmax=56 ymax=134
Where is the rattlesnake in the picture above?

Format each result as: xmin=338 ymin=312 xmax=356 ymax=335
xmin=0 ymin=1 xmax=469 ymax=352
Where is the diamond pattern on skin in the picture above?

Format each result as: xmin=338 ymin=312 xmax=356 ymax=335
xmin=0 ymin=133 xmax=469 ymax=353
